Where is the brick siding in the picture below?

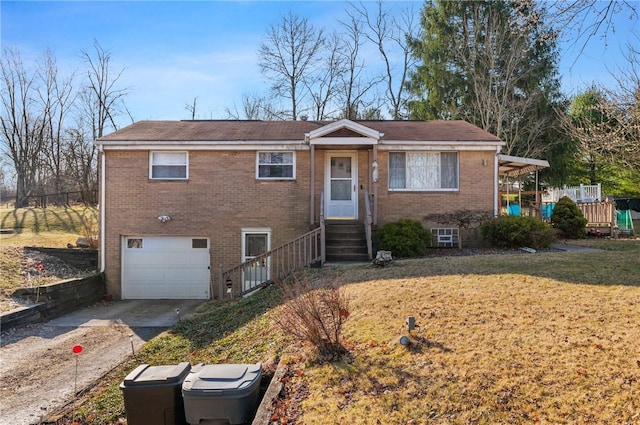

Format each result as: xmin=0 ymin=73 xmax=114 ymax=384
xmin=102 ymin=148 xmax=496 ymax=298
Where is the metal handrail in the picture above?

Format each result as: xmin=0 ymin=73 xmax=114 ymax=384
xmin=219 ymin=192 xmax=326 ymax=299
xmin=364 ymin=191 xmax=373 ymax=260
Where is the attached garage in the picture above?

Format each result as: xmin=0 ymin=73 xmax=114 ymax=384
xmin=122 ymin=236 xmax=211 ymax=299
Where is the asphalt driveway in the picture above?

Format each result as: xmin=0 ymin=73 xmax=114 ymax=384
xmin=0 ymin=299 xmax=204 ymax=425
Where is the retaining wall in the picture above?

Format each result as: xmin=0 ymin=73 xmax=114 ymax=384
xmin=1 ymin=273 xmax=105 ymax=331
xmin=24 ymin=247 xmax=98 ymax=269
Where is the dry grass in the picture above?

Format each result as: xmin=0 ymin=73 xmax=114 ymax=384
xmin=0 ymin=206 xmax=96 ymax=312
xmin=283 ymin=247 xmax=640 ymax=424
xmin=0 ymin=205 xmax=97 ymax=236
xmin=51 ymin=241 xmax=640 ymax=424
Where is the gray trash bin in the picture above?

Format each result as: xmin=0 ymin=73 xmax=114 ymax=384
xmin=181 ymin=363 xmax=262 ymax=425
xmin=120 ymin=362 xmax=191 ymax=425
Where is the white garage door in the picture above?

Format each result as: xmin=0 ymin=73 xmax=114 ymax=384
xmin=122 ymin=236 xmax=211 ymax=299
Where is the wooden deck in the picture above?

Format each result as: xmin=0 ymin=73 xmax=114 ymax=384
xmin=527 ymin=199 xmax=617 ymax=236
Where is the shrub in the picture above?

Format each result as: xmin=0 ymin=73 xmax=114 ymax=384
xmin=80 ymin=208 xmax=100 ymax=249
xmin=274 ymin=274 xmax=349 ymax=361
xmin=481 ymin=215 xmax=556 ymax=249
xmin=550 ymin=196 xmax=588 ymax=239
xmin=377 ymin=219 xmax=430 ymax=258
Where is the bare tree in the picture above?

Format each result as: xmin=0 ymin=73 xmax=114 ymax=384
xmin=548 ymin=0 xmax=638 ymax=57
xmin=600 ymin=39 xmax=640 ymax=171
xmin=0 ymin=48 xmax=46 ymax=207
xmin=38 ymin=49 xmax=76 ymax=196
xmin=306 ymin=32 xmax=346 ymax=120
xmin=336 ymin=12 xmax=384 ymax=119
xmin=184 ymin=97 xmax=198 ymax=120
xmin=224 ymin=93 xmax=283 ymax=120
xmin=80 ymin=39 xmax=129 ymax=139
xmin=558 ymin=38 xmax=640 ymax=186
xmin=348 ymin=0 xmax=419 ymax=119
xmin=258 ymin=12 xmax=325 ymax=120
xmin=65 ymin=123 xmax=98 ymax=204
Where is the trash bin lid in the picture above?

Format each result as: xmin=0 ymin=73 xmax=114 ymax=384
xmin=182 ymin=363 xmax=262 ymax=394
xmin=123 ymin=362 xmax=191 ymax=386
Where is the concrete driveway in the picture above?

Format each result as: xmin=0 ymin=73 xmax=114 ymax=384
xmin=0 ymin=299 xmax=205 ymax=425
xmin=47 ymin=299 xmax=204 ymax=327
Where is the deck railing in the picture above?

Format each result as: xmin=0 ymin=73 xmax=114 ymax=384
xmin=219 ymin=193 xmax=326 ymax=299
xmin=578 ymin=199 xmax=616 ymax=228
xmin=364 ymin=191 xmax=373 ymax=260
xmin=542 ymin=184 xmax=602 ymax=203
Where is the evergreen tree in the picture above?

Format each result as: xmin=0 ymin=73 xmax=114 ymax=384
xmin=407 ymin=0 xmax=564 ymax=160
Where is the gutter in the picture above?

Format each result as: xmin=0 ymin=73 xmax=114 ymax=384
xmin=98 ymin=144 xmax=106 ymax=273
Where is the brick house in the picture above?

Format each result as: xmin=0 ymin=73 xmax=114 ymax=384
xmin=96 ymin=119 xmax=526 ymax=300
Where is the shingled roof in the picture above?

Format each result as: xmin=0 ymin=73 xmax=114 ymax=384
xmin=97 ymin=120 xmax=501 ymax=143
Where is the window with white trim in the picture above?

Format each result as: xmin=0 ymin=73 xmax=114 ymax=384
xmin=150 ymin=152 xmax=188 ymax=180
xmin=257 ymin=152 xmax=295 ymax=179
xmin=431 ymin=228 xmax=459 ymax=248
xmin=389 ymin=152 xmax=458 ymax=190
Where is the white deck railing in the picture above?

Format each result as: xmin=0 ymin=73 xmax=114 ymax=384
xmin=542 ymin=184 xmax=602 ymax=203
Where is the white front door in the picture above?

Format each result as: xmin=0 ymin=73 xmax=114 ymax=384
xmin=325 ymin=152 xmax=358 ymax=219
xmin=241 ymin=230 xmax=270 ymax=292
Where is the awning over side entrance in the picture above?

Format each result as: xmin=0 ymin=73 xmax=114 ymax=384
xmin=498 ymin=154 xmax=549 ymax=177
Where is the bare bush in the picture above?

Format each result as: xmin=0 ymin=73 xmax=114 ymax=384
xmin=274 ymin=274 xmax=350 ymax=361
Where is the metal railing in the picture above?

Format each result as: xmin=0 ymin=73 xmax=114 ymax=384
xmin=364 ymin=191 xmax=373 ymax=260
xmin=218 ymin=193 xmax=326 ymax=299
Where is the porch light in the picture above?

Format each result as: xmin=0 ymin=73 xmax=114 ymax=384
xmin=157 ymin=215 xmax=171 ymax=223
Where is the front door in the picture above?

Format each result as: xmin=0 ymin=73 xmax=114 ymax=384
xmin=325 ymin=152 xmax=358 ymax=219
xmin=242 ymin=230 xmax=270 ymax=293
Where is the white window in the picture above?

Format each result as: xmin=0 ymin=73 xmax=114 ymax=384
xmin=257 ymin=152 xmax=295 ymax=179
xmin=150 ymin=152 xmax=188 ymax=180
xmin=431 ymin=228 xmax=459 ymax=248
xmin=389 ymin=152 xmax=458 ymax=191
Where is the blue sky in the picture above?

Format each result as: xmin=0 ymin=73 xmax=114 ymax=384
xmin=2 ymin=1 xmax=639 ymax=126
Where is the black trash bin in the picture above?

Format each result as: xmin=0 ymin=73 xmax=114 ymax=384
xmin=182 ymin=363 xmax=262 ymax=425
xmin=120 ymin=362 xmax=192 ymax=425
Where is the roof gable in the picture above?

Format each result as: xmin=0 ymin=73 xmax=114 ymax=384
xmin=306 ymin=119 xmax=383 ymax=141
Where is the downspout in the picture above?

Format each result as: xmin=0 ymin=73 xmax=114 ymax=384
xmin=494 ymin=147 xmax=500 ymax=217
xmin=99 ymin=144 xmax=106 ymax=273
xmin=310 ymin=143 xmax=315 ymax=225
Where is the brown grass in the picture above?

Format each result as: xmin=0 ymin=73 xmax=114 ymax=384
xmin=47 ymin=240 xmax=640 ymax=424
xmin=283 ymin=248 xmax=640 ymax=424
xmin=0 ymin=206 xmax=96 ymax=312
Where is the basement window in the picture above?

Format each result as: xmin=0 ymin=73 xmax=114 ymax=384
xmin=431 ymin=228 xmax=459 ymax=248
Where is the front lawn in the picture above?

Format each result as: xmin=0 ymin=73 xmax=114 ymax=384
xmin=59 ymin=240 xmax=640 ymax=424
